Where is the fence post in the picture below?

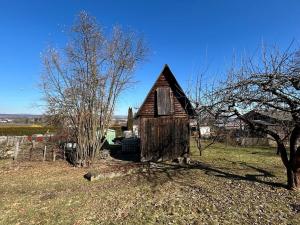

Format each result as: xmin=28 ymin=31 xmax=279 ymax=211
xmin=13 ymin=140 xmax=19 ymax=161
xmin=30 ymin=140 xmax=35 ymax=160
xmin=52 ymin=148 xmax=56 ymax=162
xmin=6 ymin=136 xmax=8 ymax=147
xmin=63 ymin=144 xmax=66 ymax=160
xmin=43 ymin=145 xmax=47 ymax=162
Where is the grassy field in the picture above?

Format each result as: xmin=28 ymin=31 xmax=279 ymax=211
xmin=0 ymin=142 xmax=300 ymax=225
xmin=0 ymin=125 xmax=56 ymax=136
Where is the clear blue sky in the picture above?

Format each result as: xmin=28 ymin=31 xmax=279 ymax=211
xmin=0 ymin=0 xmax=299 ymax=115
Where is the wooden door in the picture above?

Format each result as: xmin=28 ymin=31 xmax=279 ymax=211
xmin=140 ymin=117 xmax=189 ymax=161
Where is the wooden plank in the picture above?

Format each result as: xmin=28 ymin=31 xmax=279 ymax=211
xmin=157 ymin=87 xmax=171 ymax=115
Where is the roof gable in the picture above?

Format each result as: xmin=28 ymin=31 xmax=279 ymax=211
xmin=136 ymin=64 xmax=194 ymax=117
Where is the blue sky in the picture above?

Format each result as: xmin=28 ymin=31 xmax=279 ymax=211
xmin=0 ymin=0 xmax=300 ymax=115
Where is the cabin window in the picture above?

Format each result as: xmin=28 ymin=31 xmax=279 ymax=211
xmin=156 ymin=87 xmax=173 ymax=115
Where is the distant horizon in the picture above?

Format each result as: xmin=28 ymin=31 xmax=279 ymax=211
xmin=0 ymin=113 xmax=128 ymax=117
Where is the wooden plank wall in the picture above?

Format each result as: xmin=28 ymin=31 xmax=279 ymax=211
xmin=138 ymin=72 xmax=187 ymax=117
xmin=140 ymin=117 xmax=190 ymax=161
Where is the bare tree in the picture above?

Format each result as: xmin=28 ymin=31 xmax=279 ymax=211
xmin=41 ymin=12 xmax=147 ymax=166
xmin=187 ymin=72 xmax=226 ymax=156
xmin=214 ymin=43 xmax=300 ymax=190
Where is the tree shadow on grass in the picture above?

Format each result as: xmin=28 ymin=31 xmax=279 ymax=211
xmin=195 ymin=161 xmax=285 ymax=188
xmin=250 ymin=149 xmax=278 ymax=157
xmin=135 ymin=162 xmax=186 ymax=192
xmin=221 ymin=159 xmax=276 ymax=179
xmin=136 ymin=160 xmax=287 ymax=190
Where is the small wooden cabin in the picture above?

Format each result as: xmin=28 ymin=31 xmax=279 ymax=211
xmin=136 ymin=65 xmax=194 ymax=161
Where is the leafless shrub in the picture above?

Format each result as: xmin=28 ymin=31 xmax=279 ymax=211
xmin=41 ymin=12 xmax=147 ymax=166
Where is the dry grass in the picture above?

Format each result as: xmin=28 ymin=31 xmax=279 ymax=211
xmin=0 ymin=142 xmax=300 ymax=225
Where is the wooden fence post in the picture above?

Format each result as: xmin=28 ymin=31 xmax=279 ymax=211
xmin=63 ymin=144 xmax=66 ymax=160
xmin=30 ymin=140 xmax=35 ymax=160
xmin=13 ymin=140 xmax=19 ymax=161
xmin=43 ymin=145 xmax=47 ymax=162
xmin=52 ymin=148 xmax=56 ymax=162
xmin=6 ymin=136 xmax=8 ymax=147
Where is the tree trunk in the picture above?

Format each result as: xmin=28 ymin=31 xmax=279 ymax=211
xmin=290 ymin=147 xmax=300 ymax=190
xmin=287 ymin=167 xmax=295 ymax=189
xmin=287 ymin=166 xmax=300 ymax=190
xmin=288 ymin=125 xmax=300 ymax=190
xmin=196 ymin=120 xmax=202 ymax=156
xmin=287 ymin=147 xmax=300 ymax=190
xmin=295 ymin=169 xmax=300 ymax=189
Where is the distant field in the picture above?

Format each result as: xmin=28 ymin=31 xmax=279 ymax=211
xmin=0 ymin=125 xmax=56 ymax=136
xmin=0 ymin=142 xmax=299 ymax=224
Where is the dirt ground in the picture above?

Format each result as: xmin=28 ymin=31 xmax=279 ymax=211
xmin=0 ymin=143 xmax=300 ymax=225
